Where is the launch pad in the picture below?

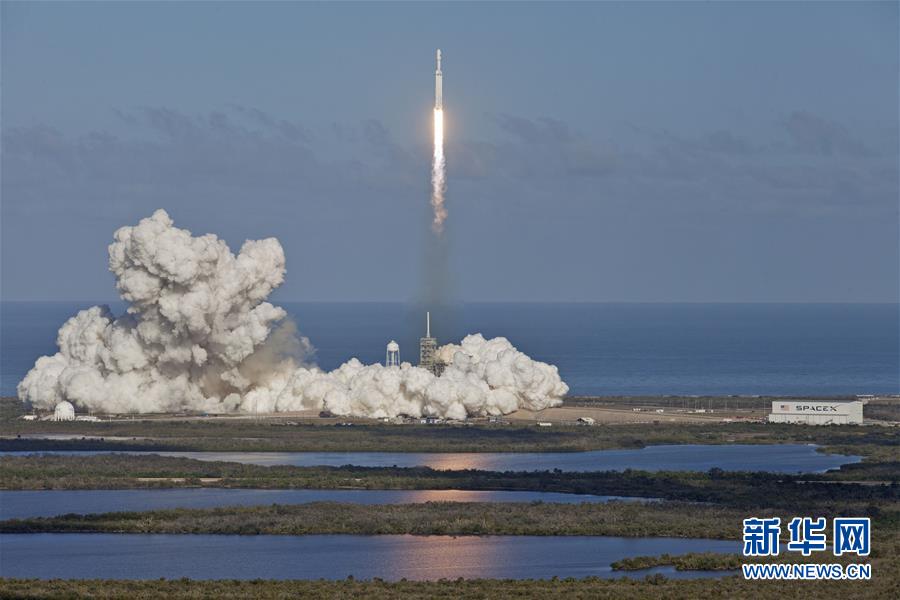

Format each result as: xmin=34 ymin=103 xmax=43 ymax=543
xmin=417 ymin=311 xmax=446 ymax=376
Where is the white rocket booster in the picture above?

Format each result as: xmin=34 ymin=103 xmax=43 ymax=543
xmin=435 ymin=49 xmax=442 ymax=110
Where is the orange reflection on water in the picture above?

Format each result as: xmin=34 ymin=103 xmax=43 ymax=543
xmin=401 ymin=490 xmax=490 ymax=503
xmin=419 ymin=453 xmax=493 ymax=471
xmin=375 ymin=535 xmax=502 ymax=580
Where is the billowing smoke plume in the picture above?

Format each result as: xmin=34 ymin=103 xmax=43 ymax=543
xmin=18 ymin=211 xmax=567 ymax=418
xmin=430 ymin=108 xmax=447 ymax=234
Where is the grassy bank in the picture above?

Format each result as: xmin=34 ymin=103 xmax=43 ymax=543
xmin=0 ymin=501 xmax=749 ymax=538
xmin=4 ymin=498 xmax=896 ymax=540
xmin=0 ymin=572 xmax=895 ymax=600
xmin=607 ymin=551 xmax=883 ymax=572
xmin=2 ymin=418 xmax=898 ymax=460
xmin=612 ymin=552 xmax=745 ymax=571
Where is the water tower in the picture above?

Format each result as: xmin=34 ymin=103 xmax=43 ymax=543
xmin=386 ymin=340 xmax=400 ymax=367
xmin=52 ymin=401 xmax=76 ymax=422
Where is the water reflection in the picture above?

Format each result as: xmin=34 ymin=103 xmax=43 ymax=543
xmin=0 ymin=534 xmax=741 ymax=580
xmin=376 ymin=535 xmax=501 ymax=580
xmin=2 ymin=444 xmax=860 ymax=473
xmin=155 ymin=444 xmax=857 ymax=473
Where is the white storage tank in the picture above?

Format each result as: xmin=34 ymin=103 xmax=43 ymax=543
xmin=52 ymin=401 xmax=76 ymax=422
xmin=768 ymin=400 xmax=863 ymax=425
xmin=385 ymin=340 xmax=400 ymax=367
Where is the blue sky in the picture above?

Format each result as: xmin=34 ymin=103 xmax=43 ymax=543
xmin=2 ymin=1 xmax=898 ymax=302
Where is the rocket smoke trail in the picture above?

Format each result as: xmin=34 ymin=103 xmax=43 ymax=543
xmin=431 ymin=49 xmax=447 ymax=234
xmin=431 ymin=108 xmax=446 ymax=233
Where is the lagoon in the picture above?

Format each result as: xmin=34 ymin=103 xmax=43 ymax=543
xmin=153 ymin=443 xmax=858 ymax=472
xmin=2 ymin=443 xmax=859 ymax=473
xmin=0 ymin=533 xmax=740 ymax=580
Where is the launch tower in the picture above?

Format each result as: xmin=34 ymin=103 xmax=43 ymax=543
xmin=418 ymin=312 xmax=446 ymax=376
xmin=419 ymin=312 xmax=437 ymax=371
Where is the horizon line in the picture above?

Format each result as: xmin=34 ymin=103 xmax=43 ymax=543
xmin=2 ymin=299 xmax=898 ymax=306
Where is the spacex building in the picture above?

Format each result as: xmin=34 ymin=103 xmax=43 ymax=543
xmin=768 ymin=400 xmax=864 ymax=425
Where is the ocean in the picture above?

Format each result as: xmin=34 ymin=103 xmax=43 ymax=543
xmin=1 ymin=302 xmax=897 ymax=397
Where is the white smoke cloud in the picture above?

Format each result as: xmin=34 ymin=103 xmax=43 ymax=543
xmin=431 ymin=108 xmax=447 ymax=234
xmin=18 ymin=211 xmax=567 ymax=418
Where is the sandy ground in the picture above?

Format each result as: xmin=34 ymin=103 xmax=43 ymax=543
xmin=95 ymin=410 xmax=327 ymax=422
xmin=507 ymin=405 xmax=766 ymax=424
xmin=136 ymin=478 xmax=223 ymax=483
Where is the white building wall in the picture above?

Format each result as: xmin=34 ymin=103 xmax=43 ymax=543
xmin=768 ymin=401 xmax=863 ymax=425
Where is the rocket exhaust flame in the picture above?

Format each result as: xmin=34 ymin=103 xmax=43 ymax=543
xmin=431 ymin=49 xmax=447 ymax=234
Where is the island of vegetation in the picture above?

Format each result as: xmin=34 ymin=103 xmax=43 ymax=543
xmin=0 ymin=501 xmax=749 ymax=538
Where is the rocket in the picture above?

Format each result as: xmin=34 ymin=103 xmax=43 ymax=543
xmin=435 ymin=49 xmax=443 ymax=110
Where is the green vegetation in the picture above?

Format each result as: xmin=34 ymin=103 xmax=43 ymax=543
xmin=0 ymin=573 xmax=894 ymax=599
xmin=609 ymin=551 xmax=878 ymax=572
xmin=860 ymin=397 xmax=900 ymax=423
xmin=2 ymin=416 xmax=898 ymax=459
xmin=0 ymin=397 xmax=25 ymax=422
xmin=611 ymin=552 xmax=746 ymax=571
xmin=0 ymin=501 xmax=749 ymax=538
xmin=3 ymin=497 xmax=896 ymax=541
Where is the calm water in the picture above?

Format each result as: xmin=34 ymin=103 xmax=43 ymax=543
xmin=2 ymin=444 xmax=860 ymax=473
xmin=149 ymin=444 xmax=858 ymax=472
xmin=2 ymin=302 xmax=897 ymax=396
xmin=0 ymin=534 xmax=740 ymax=580
xmin=0 ymin=489 xmax=649 ymax=520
